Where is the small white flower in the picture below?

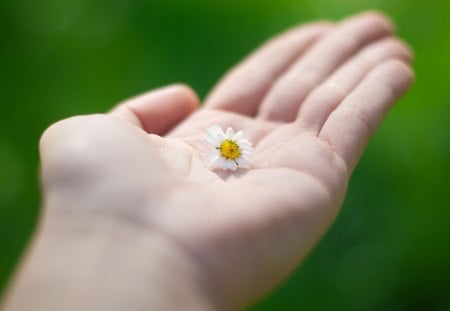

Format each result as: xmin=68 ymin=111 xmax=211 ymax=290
xmin=202 ymin=124 xmax=253 ymax=171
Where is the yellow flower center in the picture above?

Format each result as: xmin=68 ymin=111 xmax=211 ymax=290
xmin=218 ymin=140 xmax=241 ymax=160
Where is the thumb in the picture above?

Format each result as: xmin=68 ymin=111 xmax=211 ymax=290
xmin=110 ymin=84 xmax=199 ymax=135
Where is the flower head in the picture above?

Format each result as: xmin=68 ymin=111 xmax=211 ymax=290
xmin=202 ymin=124 xmax=253 ymax=171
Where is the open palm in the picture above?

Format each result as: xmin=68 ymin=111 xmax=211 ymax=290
xmin=40 ymin=12 xmax=413 ymax=310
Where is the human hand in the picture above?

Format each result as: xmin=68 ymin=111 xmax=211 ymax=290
xmin=4 ymin=11 xmax=413 ymax=311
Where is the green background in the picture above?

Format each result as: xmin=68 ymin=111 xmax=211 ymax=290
xmin=1 ymin=0 xmax=449 ymax=309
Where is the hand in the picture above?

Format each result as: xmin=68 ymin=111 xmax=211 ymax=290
xmin=4 ymin=11 xmax=413 ymax=311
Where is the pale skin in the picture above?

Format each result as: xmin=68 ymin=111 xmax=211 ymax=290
xmin=2 ymin=11 xmax=413 ymax=311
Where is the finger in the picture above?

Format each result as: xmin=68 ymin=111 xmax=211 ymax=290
xmin=319 ymin=59 xmax=414 ymax=173
xmin=257 ymin=11 xmax=394 ymax=122
xmin=110 ymin=84 xmax=199 ymax=135
xmin=297 ymin=37 xmax=412 ymax=133
xmin=204 ymin=22 xmax=332 ymax=116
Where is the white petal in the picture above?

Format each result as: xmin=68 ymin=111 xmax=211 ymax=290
xmin=225 ymin=127 xmax=235 ymax=139
xmin=204 ymin=125 xmax=227 ymax=147
xmin=240 ymin=154 xmax=251 ymax=161
xmin=241 ymin=147 xmax=253 ymax=155
xmin=225 ymin=159 xmax=238 ymax=171
xmin=239 ymin=144 xmax=253 ymax=154
xmin=213 ymin=156 xmax=227 ymax=169
xmin=241 ymin=146 xmax=253 ymax=153
xmin=237 ymin=137 xmax=252 ymax=146
xmin=202 ymin=136 xmax=219 ymax=147
xmin=207 ymin=124 xmax=223 ymax=134
xmin=206 ymin=124 xmax=225 ymax=140
xmin=204 ymin=150 xmax=220 ymax=161
xmin=232 ymin=130 xmax=243 ymax=141
xmin=236 ymin=157 xmax=250 ymax=168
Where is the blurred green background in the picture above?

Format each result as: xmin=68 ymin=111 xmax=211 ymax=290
xmin=1 ymin=0 xmax=449 ymax=309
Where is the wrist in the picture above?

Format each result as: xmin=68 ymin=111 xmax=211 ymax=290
xmin=3 ymin=212 xmax=218 ymax=311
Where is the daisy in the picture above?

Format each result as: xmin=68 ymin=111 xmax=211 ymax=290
xmin=202 ymin=124 xmax=253 ymax=171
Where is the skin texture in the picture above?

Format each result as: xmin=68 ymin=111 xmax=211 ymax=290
xmin=2 ymin=11 xmax=414 ymax=311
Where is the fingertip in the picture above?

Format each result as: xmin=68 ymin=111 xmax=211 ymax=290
xmin=345 ymin=10 xmax=395 ymax=34
xmin=373 ymin=59 xmax=415 ymax=95
xmin=400 ymin=40 xmax=415 ymax=64
xmin=365 ymin=37 xmax=414 ymax=64
xmin=385 ymin=37 xmax=414 ymax=63
xmin=352 ymin=12 xmax=417 ymax=62
xmin=357 ymin=10 xmax=394 ymax=25
xmin=167 ymin=83 xmax=201 ymax=111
